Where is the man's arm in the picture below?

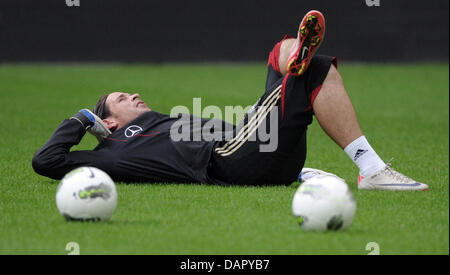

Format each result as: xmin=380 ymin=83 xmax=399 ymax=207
xmin=32 ymin=111 xmax=111 ymax=180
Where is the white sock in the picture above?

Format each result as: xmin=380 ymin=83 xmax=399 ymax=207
xmin=344 ymin=136 xmax=386 ymax=177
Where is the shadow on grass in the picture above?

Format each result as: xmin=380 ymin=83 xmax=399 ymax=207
xmin=40 ymin=175 xmax=300 ymax=190
xmin=122 ymin=181 xmax=300 ymax=190
xmin=57 ymin=218 xmax=163 ymax=227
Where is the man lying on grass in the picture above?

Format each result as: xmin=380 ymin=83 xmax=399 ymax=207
xmin=32 ymin=10 xmax=428 ymax=191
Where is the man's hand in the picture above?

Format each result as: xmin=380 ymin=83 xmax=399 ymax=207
xmin=71 ymin=109 xmax=112 ymax=142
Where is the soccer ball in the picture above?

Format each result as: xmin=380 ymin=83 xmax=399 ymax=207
xmin=292 ymin=175 xmax=356 ymax=231
xmin=56 ymin=167 xmax=118 ymax=221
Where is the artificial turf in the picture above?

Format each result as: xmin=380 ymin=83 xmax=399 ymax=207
xmin=0 ymin=62 xmax=448 ymax=254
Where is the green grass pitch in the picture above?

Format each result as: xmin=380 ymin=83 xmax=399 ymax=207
xmin=0 ymin=62 xmax=448 ymax=254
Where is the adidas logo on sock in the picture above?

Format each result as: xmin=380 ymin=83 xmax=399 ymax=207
xmin=354 ymin=149 xmax=368 ymax=161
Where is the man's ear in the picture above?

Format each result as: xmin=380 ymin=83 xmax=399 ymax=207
xmin=103 ymin=118 xmax=118 ymax=132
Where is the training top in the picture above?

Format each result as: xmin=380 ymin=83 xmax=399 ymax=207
xmin=32 ymin=111 xmax=234 ymax=185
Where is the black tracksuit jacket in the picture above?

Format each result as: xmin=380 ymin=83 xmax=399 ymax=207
xmin=32 ymin=111 xmax=233 ymax=185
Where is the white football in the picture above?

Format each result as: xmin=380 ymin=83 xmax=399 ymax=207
xmin=56 ymin=167 xmax=118 ymax=221
xmin=292 ymin=175 xmax=356 ymax=231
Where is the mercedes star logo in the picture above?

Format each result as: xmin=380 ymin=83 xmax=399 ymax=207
xmin=125 ymin=125 xmax=143 ymax=138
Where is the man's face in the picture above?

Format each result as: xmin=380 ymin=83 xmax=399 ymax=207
xmin=104 ymin=92 xmax=151 ymax=131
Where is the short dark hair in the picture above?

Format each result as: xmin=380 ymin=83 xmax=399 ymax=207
xmin=93 ymin=94 xmax=111 ymax=119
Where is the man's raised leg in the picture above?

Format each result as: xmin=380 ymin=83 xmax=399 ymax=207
xmin=312 ymin=65 xmax=363 ymax=149
xmin=276 ymin=13 xmax=428 ymax=190
xmin=312 ymin=65 xmax=428 ymax=191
